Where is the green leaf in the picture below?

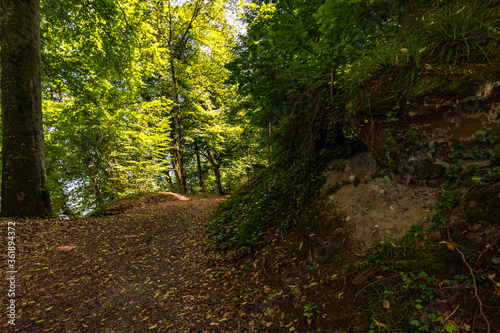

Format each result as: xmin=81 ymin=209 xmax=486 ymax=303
xmin=444 ymin=323 xmax=456 ymax=332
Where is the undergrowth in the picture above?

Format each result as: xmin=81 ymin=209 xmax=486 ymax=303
xmin=205 ymin=153 xmax=327 ymax=253
xmin=203 ymin=129 xmax=499 ymax=331
xmin=344 ymin=0 xmax=499 ymax=113
xmin=357 ymin=132 xmax=500 ymax=332
xmin=205 ymin=140 xmax=364 ymax=253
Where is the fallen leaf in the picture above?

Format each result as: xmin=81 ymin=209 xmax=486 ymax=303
xmin=439 ymin=241 xmax=458 ymax=251
xmin=374 ymin=319 xmax=388 ymax=329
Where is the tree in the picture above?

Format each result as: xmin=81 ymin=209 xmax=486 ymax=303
xmin=229 ymin=0 xmax=400 ymax=156
xmin=1 ymin=0 xmax=52 ymax=217
xmin=41 ymin=0 xmax=172 ymax=212
xmin=189 ymin=87 xmax=256 ymax=194
xmin=139 ymin=0 xmax=239 ymax=193
xmin=26 ymin=0 xmax=258 ymax=215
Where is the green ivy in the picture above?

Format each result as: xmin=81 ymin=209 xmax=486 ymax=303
xmin=205 ymin=143 xmax=362 ymax=252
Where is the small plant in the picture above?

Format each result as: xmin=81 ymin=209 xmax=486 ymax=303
xmin=365 ymin=245 xmax=399 ymax=271
xmin=341 ymin=179 xmax=351 ymax=186
xmin=326 ymin=182 xmax=342 ymax=195
xmin=385 ymin=109 xmax=399 ymax=123
xmin=371 ymin=167 xmax=389 ymax=179
xmin=288 ymin=284 xmax=301 ymax=295
xmin=384 ymin=129 xmax=396 ymax=164
xmin=402 ymin=271 xmax=436 ymax=303
xmin=410 ymin=314 xmax=456 ymax=332
xmin=361 ymin=204 xmax=373 ymax=214
xmin=341 ymin=263 xmax=350 ymax=274
xmin=209 ymin=267 xmax=227 ymax=279
xmin=421 ymin=1 xmax=495 ymax=66
xmin=405 ymin=129 xmax=427 ymax=149
xmin=329 ymin=164 xmax=346 ymax=172
xmin=301 ymin=296 xmax=320 ymax=318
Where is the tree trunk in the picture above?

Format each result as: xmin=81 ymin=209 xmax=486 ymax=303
xmin=169 ymin=58 xmax=187 ymax=193
xmin=213 ymin=164 xmax=223 ymax=195
xmin=89 ymin=175 xmax=104 ymax=205
xmin=194 ymin=140 xmax=204 ymax=192
xmin=205 ymin=152 xmax=223 ymax=195
xmin=0 ymin=0 xmax=52 ymax=217
xmin=176 ymin=115 xmax=187 ymax=192
xmin=168 ymin=125 xmax=182 ymax=191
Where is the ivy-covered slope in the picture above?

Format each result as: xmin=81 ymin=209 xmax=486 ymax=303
xmin=201 ymin=1 xmax=500 ymax=330
xmin=205 ymin=138 xmax=365 ymax=253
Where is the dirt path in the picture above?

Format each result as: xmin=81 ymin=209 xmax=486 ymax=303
xmin=1 ymin=193 xmax=310 ymax=333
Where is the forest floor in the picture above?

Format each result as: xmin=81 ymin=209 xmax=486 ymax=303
xmin=1 ymin=192 xmax=497 ymax=332
xmin=0 ymin=193 xmax=364 ymax=333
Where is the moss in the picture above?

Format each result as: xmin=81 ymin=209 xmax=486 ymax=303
xmin=352 ymin=60 xmax=500 ymax=115
xmin=406 ymin=62 xmax=500 ymax=100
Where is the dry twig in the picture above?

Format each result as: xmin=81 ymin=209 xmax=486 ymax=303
xmin=456 ymin=247 xmax=491 ymax=333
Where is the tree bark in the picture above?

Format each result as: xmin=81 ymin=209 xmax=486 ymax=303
xmin=169 ymin=58 xmax=187 ymax=193
xmin=194 ymin=140 xmax=204 ymax=192
xmin=1 ymin=0 xmax=52 ymax=217
xmin=168 ymin=115 xmax=186 ymax=193
xmin=89 ymin=175 xmax=103 ymax=205
xmin=205 ymin=152 xmax=223 ymax=195
xmin=213 ymin=164 xmax=223 ymax=195
xmin=168 ymin=121 xmax=181 ymax=189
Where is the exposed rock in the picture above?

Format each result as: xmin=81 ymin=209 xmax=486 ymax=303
xmin=344 ymin=77 xmax=500 ymax=185
xmin=321 ymin=152 xmax=440 ymax=249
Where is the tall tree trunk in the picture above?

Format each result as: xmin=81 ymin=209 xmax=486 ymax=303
xmin=162 ymin=0 xmax=203 ymax=194
xmin=1 ymin=0 xmax=52 ymax=217
xmin=194 ymin=140 xmax=204 ymax=192
xmin=176 ymin=115 xmax=187 ymax=192
xmin=169 ymin=58 xmax=187 ymax=193
xmin=89 ymin=175 xmax=103 ymax=205
xmin=213 ymin=164 xmax=223 ymax=195
xmin=168 ymin=121 xmax=182 ymax=191
xmin=205 ymin=152 xmax=223 ymax=195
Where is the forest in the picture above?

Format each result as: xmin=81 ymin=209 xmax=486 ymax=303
xmin=1 ymin=0 xmax=499 ymax=332
xmin=2 ymin=0 xmax=261 ymax=217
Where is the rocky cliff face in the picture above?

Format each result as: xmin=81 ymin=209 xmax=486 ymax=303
xmin=346 ymin=77 xmax=500 ymax=187
xmin=330 ymin=77 xmax=500 ymax=247
xmin=321 ymin=152 xmax=441 ymax=248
